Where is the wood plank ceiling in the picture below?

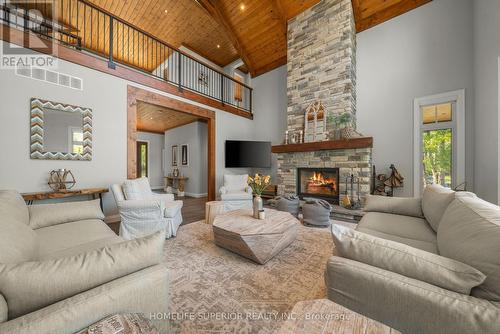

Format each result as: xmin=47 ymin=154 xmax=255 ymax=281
xmin=66 ymin=0 xmax=431 ymax=77
xmin=137 ymin=101 xmax=204 ymax=134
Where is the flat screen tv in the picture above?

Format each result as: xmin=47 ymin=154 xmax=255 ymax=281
xmin=225 ymin=140 xmax=271 ymax=168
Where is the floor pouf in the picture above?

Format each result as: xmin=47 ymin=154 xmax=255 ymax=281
xmin=276 ymin=195 xmax=300 ymax=217
xmin=205 ymin=201 xmax=226 ymax=224
xmin=302 ymin=199 xmax=331 ymax=227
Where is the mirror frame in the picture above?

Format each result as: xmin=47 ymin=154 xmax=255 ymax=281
xmin=30 ymin=98 xmax=93 ymax=161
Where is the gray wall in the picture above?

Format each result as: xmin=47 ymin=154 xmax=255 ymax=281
xmin=164 ymin=121 xmax=208 ymax=197
xmin=473 ymin=0 xmax=500 ymax=204
xmin=356 ymin=0 xmax=474 ymax=197
xmin=137 ymin=131 xmax=165 ymax=189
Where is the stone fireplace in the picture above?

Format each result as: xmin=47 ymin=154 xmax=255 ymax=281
xmin=274 ymin=0 xmax=372 ymax=204
xmin=297 ymin=168 xmax=340 ymax=203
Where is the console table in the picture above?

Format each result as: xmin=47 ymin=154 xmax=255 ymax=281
xmin=164 ymin=176 xmax=189 ymax=197
xmin=22 ymin=188 xmax=108 ymax=209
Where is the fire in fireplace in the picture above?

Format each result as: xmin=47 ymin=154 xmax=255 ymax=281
xmin=297 ymin=168 xmax=340 ymax=203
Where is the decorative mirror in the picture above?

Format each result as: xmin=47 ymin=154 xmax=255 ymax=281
xmin=30 ymin=98 xmax=92 ymax=160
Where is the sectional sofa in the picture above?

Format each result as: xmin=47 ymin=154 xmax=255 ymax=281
xmin=326 ymin=185 xmax=500 ymax=334
xmin=0 ymin=190 xmax=169 ymax=334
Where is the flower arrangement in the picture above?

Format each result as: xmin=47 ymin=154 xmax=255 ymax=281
xmin=247 ymin=174 xmax=271 ymax=196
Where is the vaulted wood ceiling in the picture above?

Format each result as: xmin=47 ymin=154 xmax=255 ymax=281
xmin=82 ymin=0 xmax=431 ymax=77
xmin=137 ymin=101 xmax=204 ymax=134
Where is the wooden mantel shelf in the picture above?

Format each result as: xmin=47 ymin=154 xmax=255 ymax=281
xmin=271 ymin=137 xmax=373 ymax=154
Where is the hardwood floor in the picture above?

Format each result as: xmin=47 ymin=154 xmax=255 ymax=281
xmin=108 ymin=195 xmax=208 ymax=235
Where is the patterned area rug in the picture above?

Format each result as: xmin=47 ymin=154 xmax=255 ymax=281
xmin=164 ymin=220 xmax=337 ymax=333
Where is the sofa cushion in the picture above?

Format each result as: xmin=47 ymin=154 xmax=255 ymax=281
xmin=35 ymin=219 xmax=118 ymax=259
xmin=422 ymin=185 xmax=457 ymax=232
xmin=0 ymin=230 xmax=165 ymax=319
xmin=0 ymin=190 xmax=37 ymax=263
xmin=122 ymin=177 xmax=152 ymax=200
xmin=28 ymin=199 xmax=105 ymax=229
xmin=223 ymin=174 xmax=249 ymax=192
xmin=357 ymin=212 xmax=437 ymax=253
xmin=0 ymin=190 xmax=29 ymax=225
xmin=332 ymin=224 xmax=486 ymax=294
xmin=38 ymin=236 xmax=123 ymax=260
xmin=364 ymin=195 xmax=423 ymax=218
xmin=438 ymin=196 xmax=500 ymax=301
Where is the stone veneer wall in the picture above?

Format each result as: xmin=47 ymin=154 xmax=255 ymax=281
xmin=277 ymin=0 xmax=372 ymax=202
xmin=287 ymin=0 xmax=357 ymax=137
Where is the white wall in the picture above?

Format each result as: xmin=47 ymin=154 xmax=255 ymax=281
xmin=473 ymin=0 xmax=500 ymax=204
xmin=251 ymin=65 xmax=288 ymax=181
xmin=356 ymin=0 xmax=474 ymax=197
xmin=137 ymin=131 xmax=165 ymax=189
xmin=164 ymin=121 xmax=208 ymax=197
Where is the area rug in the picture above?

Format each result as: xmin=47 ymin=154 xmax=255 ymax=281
xmin=163 ymin=220 xmax=338 ymax=333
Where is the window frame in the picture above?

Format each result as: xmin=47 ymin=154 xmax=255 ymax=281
xmin=413 ymin=89 xmax=465 ymax=196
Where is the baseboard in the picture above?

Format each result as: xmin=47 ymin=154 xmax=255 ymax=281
xmin=185 ymin=192 xmax=208 ymax=198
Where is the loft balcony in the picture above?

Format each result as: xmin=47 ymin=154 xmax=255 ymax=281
xmin=0 ymin=0 xmax=253 ymax=117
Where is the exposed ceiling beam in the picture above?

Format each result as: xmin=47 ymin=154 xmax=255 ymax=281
xmin=353 ymin=0 xmax=432 ymax=32
xmin=194 ymin=0 xmax=255 ymax=75
xmin=270 ymin=0 xmax=287 ymax=38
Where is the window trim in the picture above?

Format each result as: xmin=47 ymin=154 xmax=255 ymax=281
xmin=413 ymin=89 xmax=465 ymax=196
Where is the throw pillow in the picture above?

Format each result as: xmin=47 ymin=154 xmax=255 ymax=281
xmin=28 ymin=199 xmax=105 ymax=229
xmin=122 ymin=177 xmax=153 ymax=200
xmin=438 ymin=196 xmax=500 ymax=301
xmin=364 ymin=195 xmax=423 ymax=218
xmin=223 ymin=174 xmax=248 ymax=192
xmin=0 ymin=191 xmax=37 ymax=263
xmin=331 ymin=224 xmax=485 ymax=295
xmin=0 ymin=230 xmax=165 ymax=319
xmin=421 ymin=185 xmax=456 ymax=231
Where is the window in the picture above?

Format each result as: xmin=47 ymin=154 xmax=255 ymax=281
xmin=413 ymin=90 xmax=465 ymax=195
xmin=69 ymin=127 xmax=84 ymax=154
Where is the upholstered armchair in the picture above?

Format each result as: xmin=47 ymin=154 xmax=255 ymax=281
xmin=111 ymin=177 xmax=183 ymax=240
xmin=219 ymin=174 xmax=253 ymax=211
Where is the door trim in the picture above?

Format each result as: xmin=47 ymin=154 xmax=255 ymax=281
xmin=127 ymin=85 xmax=216 ymax=201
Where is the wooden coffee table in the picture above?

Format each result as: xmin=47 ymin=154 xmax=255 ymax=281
xmin=213 ymin=208 xmax=299 ymax=264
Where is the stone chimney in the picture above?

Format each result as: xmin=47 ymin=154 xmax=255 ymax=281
xmin=287 ymin=0 xmax=357 ymax=138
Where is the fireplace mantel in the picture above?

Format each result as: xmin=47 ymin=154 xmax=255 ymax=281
xmin=272 ymin=137 xmax=373 ymax=154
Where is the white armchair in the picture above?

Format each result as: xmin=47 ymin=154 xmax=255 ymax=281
xmin=111 ymin=177 xmax=183 ymax=240
xmin=219 ymin=174 xmax=253 ymax=211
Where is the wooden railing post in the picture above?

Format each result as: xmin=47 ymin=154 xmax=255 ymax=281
xmin=108 ymin=16 xmax=115 ymax=69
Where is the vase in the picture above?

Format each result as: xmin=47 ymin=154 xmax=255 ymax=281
xmin=253 ymin=195 xmax=263 ymax=219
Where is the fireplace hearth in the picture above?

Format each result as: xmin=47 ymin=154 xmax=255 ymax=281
xmin=297 ymin=168 xmax=339 ymax=203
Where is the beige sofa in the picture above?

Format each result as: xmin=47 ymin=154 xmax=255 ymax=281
xmin=326 ymin=185 xmax=500 ymax=334
xmin=0 ymin=190 xmax=169 ymax=334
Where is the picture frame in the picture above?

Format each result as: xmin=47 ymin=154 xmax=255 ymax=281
xmin=172 ymin=145 xmax=178 ymax=166
xmin=181 ymin=144 xmax=189 ymax=166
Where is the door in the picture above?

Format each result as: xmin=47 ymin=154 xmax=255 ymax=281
xmin=136 ymin=141 xmax=149 ymax=178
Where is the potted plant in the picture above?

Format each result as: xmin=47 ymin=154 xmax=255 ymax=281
xmin=248 ymin=174 xmax=271 ymax=219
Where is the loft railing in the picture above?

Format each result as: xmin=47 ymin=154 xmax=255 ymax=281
xmin=0 ymin=0 xmax=253 ymax=113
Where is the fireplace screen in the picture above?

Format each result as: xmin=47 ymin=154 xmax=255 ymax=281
xmin=297 ymin=168 xmax=339 ymax=203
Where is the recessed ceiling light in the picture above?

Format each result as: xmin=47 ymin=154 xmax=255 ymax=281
xmin=217 ymin=44 xmax=220 ymax=48
xmin=240 ymin=4 xmax=245 ymax=11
